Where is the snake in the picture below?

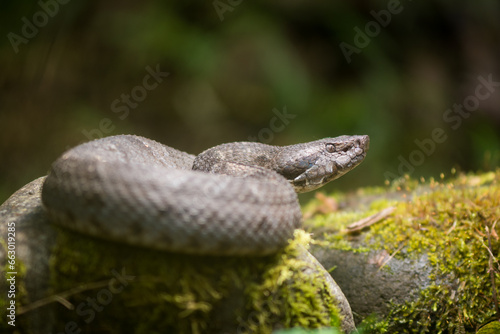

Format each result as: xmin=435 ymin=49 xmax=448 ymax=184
xmin=41 ymin=134 xmax=369 ymax=255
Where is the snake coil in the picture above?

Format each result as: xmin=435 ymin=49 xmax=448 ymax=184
xmin=42 ymin=134 xmax=369 ymax=255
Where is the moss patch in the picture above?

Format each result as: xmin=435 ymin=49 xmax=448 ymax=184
xmin=305 ymin=169 xmax=500 ymax=333
xmin=477 ymin=321 xmax=500 ymax=334
xmin=47 ymin=229 xmax=340 ymax=333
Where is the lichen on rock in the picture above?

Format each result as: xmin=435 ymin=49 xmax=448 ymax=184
xmin=306 ymin=169 xmax=500 ymax=333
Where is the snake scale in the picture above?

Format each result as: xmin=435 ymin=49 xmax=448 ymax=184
xmin=41 ymin=134 xmax=369 ymax=255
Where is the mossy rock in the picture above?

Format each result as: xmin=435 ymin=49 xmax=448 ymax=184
xmin=306 ymin=169 xmax=500 ymax=333
xmin=9 ymin=168 xmax=498 ymax=333
xmin=477 ymin=321 xmax=500 ymax=334
xmin=45 ymin=229 xmax=343 ymax=333
xmin=0 ymin=177 xmax=56 ymax=333
xmin=0 ymin=177 xmax=355 ymax=334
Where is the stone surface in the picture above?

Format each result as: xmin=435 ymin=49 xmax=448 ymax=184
xmin=0 ymin=177 xmax=56 ymax=333
xmin=311 ymin=246 xmax=431 ymax=322
xmin=0 ymin=177 xmax=355 ymax=333
xmin=304 ymin=170 xmax=500 ymax=332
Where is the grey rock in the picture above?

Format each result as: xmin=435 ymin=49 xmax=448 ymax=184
xmin=1 ymin=177 xmax=356 ymax=333
xmin=312 ymin=246 xmax=432 ymax=323
xmin=0 ymin=177 xmax=56 ymax=333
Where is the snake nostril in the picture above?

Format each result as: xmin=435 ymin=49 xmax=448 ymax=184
xmin=360 ymin=135 xmax=370 ymax=148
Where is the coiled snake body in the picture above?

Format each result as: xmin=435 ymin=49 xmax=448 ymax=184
xmin=41 ymin=135 xmax=369 ymax=255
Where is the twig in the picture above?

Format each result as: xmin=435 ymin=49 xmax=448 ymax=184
xmin=480 ymin=239 xmax=500 ymax=273
xmin=53 ymin=295 xmax=74 ymax=310
xmin=445 ymin=220 xmax=457 ymax=235
xmin=346 ymin=206 xmax=396 ymax=233
xmin=486 ymin=224 xmax=500 ymax=320
xmin=18 ymin=279 xmax=111 ymax=315
xmin=377 ymin=243 xmax=405 ymax=272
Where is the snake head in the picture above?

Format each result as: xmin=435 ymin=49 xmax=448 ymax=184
xmin=274 ymin=135 xmax=369 ymax=193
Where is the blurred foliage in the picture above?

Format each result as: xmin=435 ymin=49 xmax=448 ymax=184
xmin=1 ymin=0 xmax=499 ymax=203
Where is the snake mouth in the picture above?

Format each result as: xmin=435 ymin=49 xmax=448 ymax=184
xmin=291 ymin=177 xmax=334 ymax=193
xmin=289 ymin=135 xmax=369 ymax=193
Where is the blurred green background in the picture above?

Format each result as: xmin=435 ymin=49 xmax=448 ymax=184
xmin=1 ymin=0 xmax=499 ymax=203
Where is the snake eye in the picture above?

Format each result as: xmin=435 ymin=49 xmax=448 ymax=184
xmin=325 ymin=143 xmax=335 ymax=153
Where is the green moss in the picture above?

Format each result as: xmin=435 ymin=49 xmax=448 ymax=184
xmin=477 ymin=321 xmax=500 ymax=334
xmin=304 ymin=169 xmax=500 ymax=333
xmin=355 ymin=313 xmax=389 ymax=334
xmin=48 ymin=229 xmax=340 ymax=333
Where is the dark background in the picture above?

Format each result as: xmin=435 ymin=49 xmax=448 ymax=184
xmin=1 ymin=0 xmax=499 ymax=203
